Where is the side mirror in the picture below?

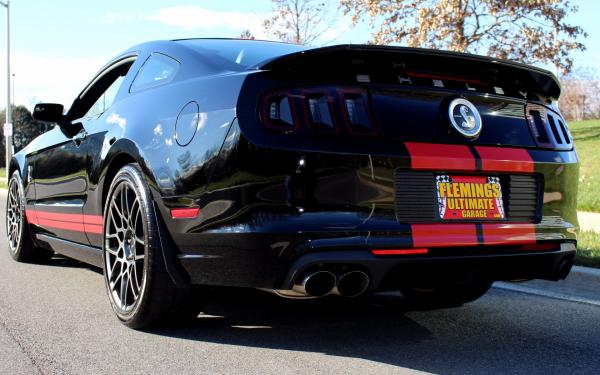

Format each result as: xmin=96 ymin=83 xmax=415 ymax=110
xmin=33 ymin=103 xmax=64 ymax=124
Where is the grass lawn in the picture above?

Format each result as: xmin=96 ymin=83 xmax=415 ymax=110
xmin=576 ymin=230 xmax=600 ymax=268
xmin=569 ymin=120 xmax=600 ymax=213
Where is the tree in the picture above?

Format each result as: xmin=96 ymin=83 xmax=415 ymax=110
xmin=238 ymin=29 xmax=255 ymax=40
xmin=559 ymin=68 xmax=600 ymax=121
xmin=340 ymin=0 xmax=587 ymax=74
xmin=263 ymin=0 xmax=331 ymax=44
xmin=0 ymin=106 xmax=53 ymax=166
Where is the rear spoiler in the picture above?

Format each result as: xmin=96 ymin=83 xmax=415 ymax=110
xmin=253 ymin=45 xmax=561 ymax=101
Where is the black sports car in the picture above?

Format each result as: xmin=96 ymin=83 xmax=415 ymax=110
xmin=6 ymin=39 xmax=578 ymax=328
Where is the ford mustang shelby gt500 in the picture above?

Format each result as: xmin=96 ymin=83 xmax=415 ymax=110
xmin=6 ymin=39 xmax=578 ymax=328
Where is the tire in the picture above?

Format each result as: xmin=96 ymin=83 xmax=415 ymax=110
xmin=399 ymin=279 xmax=493 ymax=308
xmin=6 ymin=171 xmax=53 ymax=263
xmin=102 ymin=163 xmax=203 ymax=328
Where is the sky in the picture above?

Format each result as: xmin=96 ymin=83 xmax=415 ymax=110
xmin=0 ymin=0 xmax=599 ymax=111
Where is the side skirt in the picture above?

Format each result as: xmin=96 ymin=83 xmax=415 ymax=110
xmin=35 ymin=234 xmax=103 ymax=268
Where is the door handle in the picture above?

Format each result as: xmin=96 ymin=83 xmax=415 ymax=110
xmin=72 ymin=130 xmax=87 ymax=146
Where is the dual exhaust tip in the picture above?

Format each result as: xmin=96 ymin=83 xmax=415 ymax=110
xmin=293 ymin=270 xmax=370 ymax=298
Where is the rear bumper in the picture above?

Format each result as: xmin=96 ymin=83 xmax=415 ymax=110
xmin=277 ymin=242 xmax=576 ymax=292
xmin=177 ymin=231 xmax=576 ymax=290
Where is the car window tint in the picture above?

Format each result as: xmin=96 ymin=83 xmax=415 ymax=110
xmin=84 ymin=75 xmax=125 ymax=119
xmin=130 ymin=53 xmax=179 ymax=92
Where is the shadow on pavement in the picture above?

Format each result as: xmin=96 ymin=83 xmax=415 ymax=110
xmin=148 ymin=288 xmax=437 ymax=369
xmin=43 ymin=255 xmax=103 ymax=275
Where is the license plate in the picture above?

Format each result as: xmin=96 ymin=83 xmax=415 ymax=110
xmin=436 ymin=175 xmax=505 ymax=220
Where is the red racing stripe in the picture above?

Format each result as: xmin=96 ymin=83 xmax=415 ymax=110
xmin=405 ymin=142 xmax=476 ymax=171
xmin=481 ymin=223 xmax=536 ymax=245
xmin=475 ymin=146 xmax=534 ymax=173
xmin=37 ymin=218 xmax=87 ymax=233
xmin=25 ymin=209 xmax=39 ymax=225
xmin=411 ymin=223 xmax=478 ymax=247
xmin=83 ymin=215 xmax=104 ymax=225
xmin=26 ymin=209 xmax=103 ymax=234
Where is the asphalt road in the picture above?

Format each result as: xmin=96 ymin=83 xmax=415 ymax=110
xmin=1 ymin=193 xmax=600 ymax=374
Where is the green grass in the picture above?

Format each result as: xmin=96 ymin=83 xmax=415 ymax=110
xmin=0 ymin=168 xmax=5 ymax=189
xmin=576 ymin=230 xmax=600 ymax=268
xmin=570 ymin=120 xmax=600 ymax=213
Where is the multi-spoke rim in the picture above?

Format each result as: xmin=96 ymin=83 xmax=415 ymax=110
xmin=105 ymin=181 xmax=146 ymax=313
xmin=6 ymin=178 xmax=23 ymax=254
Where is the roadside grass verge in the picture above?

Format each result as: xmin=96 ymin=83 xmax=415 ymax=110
xmin=576 ymin=230 xmax=600 ymax=268
xmin=570 ymin=120 xmax=600 ymax=213
xmin=0 ymin=168 xmax=5 ymax=189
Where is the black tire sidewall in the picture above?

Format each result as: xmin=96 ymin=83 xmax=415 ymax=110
xmin=102 ymin=164 xmax=167 ymax=325
xmin=6 ymin=171 xmax=34 ymax=261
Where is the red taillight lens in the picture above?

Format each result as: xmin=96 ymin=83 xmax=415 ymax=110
xmin=520 ymin=243 xmax=559 ymax=252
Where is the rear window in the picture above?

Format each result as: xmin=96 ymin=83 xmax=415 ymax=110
xmin=130 ymin=53 xmax=179 ymax=92
xmin=176 ymin=39 xmax=306 ymax=70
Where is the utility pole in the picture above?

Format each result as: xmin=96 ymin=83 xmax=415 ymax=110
xmin=1 ymin=0 xmax=10 ymax=182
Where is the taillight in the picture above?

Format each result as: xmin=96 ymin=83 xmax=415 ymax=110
xmin=339 ymin=88 xmax=376 ymax=135
xmin=308 ymin=96 xmax=334 ymax=130
xmin=301 ymin=88 xmax=337 ymax=133
xmin=263 ymin=93 xmax=298 ymax=132
xmin=260 ymin=86 xmax=376 ymax=136
xmin=526 ymin=104 xmax=572 ymax=150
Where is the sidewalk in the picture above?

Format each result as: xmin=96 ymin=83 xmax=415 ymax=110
xmin=578 ymin=211 xmax=600 ymax=232
xmin=496 ymin=266 xmax=600 ymax=305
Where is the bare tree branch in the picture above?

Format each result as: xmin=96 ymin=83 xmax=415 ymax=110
xmin=263 ymin=0 xmax=332 ymax=45
xmin=340 ymin=0 xmax=587 ymax=74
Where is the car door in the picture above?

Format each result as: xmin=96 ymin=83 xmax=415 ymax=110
xmin=31 ymin=56 xmax=136 ymax=245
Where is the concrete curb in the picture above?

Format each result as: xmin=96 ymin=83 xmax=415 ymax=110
xmin=494 ymin=265 xmax=600 ymax=306
xmin=571 ymin=265 xmax=600 ymax=277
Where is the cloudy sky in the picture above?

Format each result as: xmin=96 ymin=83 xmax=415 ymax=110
xmin=0 ymin=0 xmax=598 ymax=110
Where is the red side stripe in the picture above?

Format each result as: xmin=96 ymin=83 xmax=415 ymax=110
xmin=83 ymin=215 xmax=104 ymax=225
xmin=83 ymin=223 xmax=104 ymax=234
xmin=25 ymin=209 xmax=103 ymax=234
xmin=475 ymin=146 xmax=534 ymax=173
xmin=482 ymin=223 xmax=536 ymax=245
xmin=25 ymin=209 xmax=39 ymax=225
xmin=37 ymin=218 xmax=87 ymax=233
xmin=411 ymin=224 xmax=478 ymax=247
xmin=405 ymin=142 xmax=476 ymax=171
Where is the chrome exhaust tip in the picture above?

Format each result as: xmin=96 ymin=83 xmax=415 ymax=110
xmin=334 ymin=271 xmax=370 ymax=297
xmin=292 ymin=270 xmax=336 ymax=297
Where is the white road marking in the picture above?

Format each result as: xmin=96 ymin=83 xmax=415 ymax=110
xmin=494 ymin=282 xmax=600 ymax=307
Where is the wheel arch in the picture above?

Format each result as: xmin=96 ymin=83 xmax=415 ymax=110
xmin=99 ymin=139 xmax=159 ymax=209
xmin=98 ymin=140 xmax=190 ymax=288
xmin=8 ymin=154 xmax=26 ymax=180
